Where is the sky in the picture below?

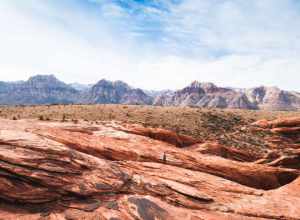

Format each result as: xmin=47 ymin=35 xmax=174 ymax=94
xmin=0 ymin=0 xmax=300 ymax=91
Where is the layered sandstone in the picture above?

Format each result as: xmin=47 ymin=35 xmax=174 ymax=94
xmin=0 ymin=118 xmax=299 ymax=219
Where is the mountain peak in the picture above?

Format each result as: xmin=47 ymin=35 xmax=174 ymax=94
xmin=189 ymin=81 xmax=217 ymax=89
xmin=0 ymin=76 xmax=299 ymax=110
xmin=94 ymin=79 xmax=131 ymax=90
xmin=95 ymin=79 xmax=111 ymax=85
xmin=189 ymin=80 xmax=202 ymax=88
xmin=28 ymin=74 xmax=58 ymax=82
xmin=84 ymin=79 xmax=152 ymax=105
xmin=26 ymin=74 xmax=68 ymax=90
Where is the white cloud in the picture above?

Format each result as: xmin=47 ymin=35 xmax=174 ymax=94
xmin=0 ymin=1 xmax=137 ymax=83
xmin=0 ymin=0 xmax=299 ymax=91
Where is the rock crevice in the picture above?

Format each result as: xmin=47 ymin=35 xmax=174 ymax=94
xmin=0 ymin=118 xmax=299 ymax=219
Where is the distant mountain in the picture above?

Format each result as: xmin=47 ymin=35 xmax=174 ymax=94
xmin=153 ymin=81 xmax=300 ymax=111
xmin=244 ymin=86 xmax=300 ymax=111
xmin=0 ymin=75 xmax=79 ymax=105
xmin=0 ymin=76 xmax=152 ymax=106
xmin=153 ymin=81 xmax=256 ymax=109
xmin=144 ymin=89 xmax=173 ymax=98
xmin=0 ymin=75 xmax=299 ymax=111
xmin=80 ymin=79 xmax=153 ymax=105
xmin=69 ymin=83 xmax=92 ymax=91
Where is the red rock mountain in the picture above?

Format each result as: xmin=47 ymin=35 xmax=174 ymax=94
xmin=154 ymin=81 xmax=300 ymax=110
xmin=245 ymin=86 xmax=300 ymax=111
xmin=154 ymin=81 xmax=256 ymax=109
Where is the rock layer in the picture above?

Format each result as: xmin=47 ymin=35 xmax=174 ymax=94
xmin=154 ymin=81 xmax=300 ymax=110
xmin=0 ymin=118 xmax=299 ymax=219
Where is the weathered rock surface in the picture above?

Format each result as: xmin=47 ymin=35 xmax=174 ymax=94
xmin=0 ymin=76 xmax=153 ymax=106
xmin=0 ymin=118 xmax=300 ymax=219
xmin=0 ymin=75 xmax=80 ymax=105
xmin=245 ymin=86 xmax=300 ymax=111
xmin=80 ymin=79 xmax=153 ymax=105
xmin=154 ymin=81 xmax=300 ymax=111
xmin=154 ymin=81 xmax=257 ymax=109
xmin=252 ymin=117 xmax=300 ymax=170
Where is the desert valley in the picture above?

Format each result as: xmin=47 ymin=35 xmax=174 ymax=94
xmin=1 ymin=1 xmax=300 ymax=219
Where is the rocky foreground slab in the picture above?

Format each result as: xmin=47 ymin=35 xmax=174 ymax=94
xmin=0 ymin=117 xmax=300 ymax=219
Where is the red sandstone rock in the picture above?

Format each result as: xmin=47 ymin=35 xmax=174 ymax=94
xmin=271 ymin=126 xmax=300 ymax=134
xmin=31 ymin=124 xmax=298 ymax=189
xmin=0 ymin=119 xmax=299 ymax=219
xmin=270 ymin=117 xmax=300 ymax=128
xmin=252 ymin=119 xmax=271 ymax=128
xmin=187 ymin=142 xmax=261 ymax=162
xmin=117 ymin=123 xmax=200 ymax=147
xmin=253 ymin=117 xmax=300 ymax=151
xmin=253 ymin=117 xmax=300 ymax=129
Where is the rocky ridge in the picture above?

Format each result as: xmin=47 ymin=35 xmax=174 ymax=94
xmin=0 ymin=75 xmax=79 ymax=105
xmin=154 ymin=81 xmax=300 ymax=110
xmin=245 ymin=86 xmax=300 ymax=111
xmin=0 ymin=75 xmax=300 ymax=110
xmin=0 ymin=116 xmax=300 ymax=219
xmin=0 ymin=76 xmax=152 ymax=106
xmin=80 ymin=79 xmax=153 ymax=105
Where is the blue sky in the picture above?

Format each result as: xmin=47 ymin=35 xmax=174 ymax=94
xmin=0 ymin=0 xmax=299 ymax=90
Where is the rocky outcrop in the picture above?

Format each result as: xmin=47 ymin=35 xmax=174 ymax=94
xmin=0 ymin=118 xmax=300 ymax=219
xmin=0 ymin=75 xmax=79 ymax=105
xmin=252 ymin=117 xmax=300 ymax=169
xmin=153 ymin=81 xmax=257 ymax=109
xmin=0 ymin=76 xmax=153 ymax=106
xmin=116 ymin=123 xmax=200 ymax=147
xmin=80 ymin=79 xmax=153 ymax=105
xmin=245 ymin=86 xmax=300 ymax=111
xmin=154 ymin=82 xmax=300 ymax=111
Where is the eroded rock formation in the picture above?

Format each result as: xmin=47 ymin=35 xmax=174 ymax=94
xmin=0 ymin=118 xmax=300 ymax=219
xmin=252 ymin=117 xmax=300 ymax=170
xmin=153 ymin=81 xmax=300 ymax=110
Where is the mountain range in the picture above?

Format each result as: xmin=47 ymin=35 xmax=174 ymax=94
xmin=0 ymin=74 xmax=299 ymax=111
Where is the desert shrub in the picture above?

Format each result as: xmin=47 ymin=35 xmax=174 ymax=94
xmin=62 ymin=114 xmax=67 ymax=122
xmin=72 ymin=119 xmax=79 ymax=124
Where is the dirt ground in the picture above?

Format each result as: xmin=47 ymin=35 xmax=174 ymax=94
xmin=0 ymin=104 xmax=299 ymax=154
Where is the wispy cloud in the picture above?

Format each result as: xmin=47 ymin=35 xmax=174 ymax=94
xmin=0 ymin=0 xmax=299 ymax=90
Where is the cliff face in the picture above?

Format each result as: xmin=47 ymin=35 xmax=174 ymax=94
xmin=0 ymin=75 xmax=79 ymax=105
xmin=81 ymin=79 xmax=153 ymax=105
xmin=0 ymin=76 xmax=153 ymax=106
xmin=245 ymin=86 xmax=300 ymax=110
xmin=154 ymin=81 xmax=256 ymax=109
xmin=154 ymin=81 xmax=300 ymax=110
xmin=0 ymin=117 xmax=299 ymax=219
